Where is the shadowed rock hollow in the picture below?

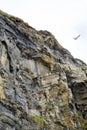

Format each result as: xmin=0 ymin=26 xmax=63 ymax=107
xmin=0 ymin=10 xmax=87 ymax=130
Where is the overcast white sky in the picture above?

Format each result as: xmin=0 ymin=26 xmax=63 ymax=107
xmin=0 ymin=0 xmax=87 ymax=63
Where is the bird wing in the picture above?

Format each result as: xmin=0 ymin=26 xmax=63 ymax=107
xmin=73 ymin=35 xmax=80 ymax=40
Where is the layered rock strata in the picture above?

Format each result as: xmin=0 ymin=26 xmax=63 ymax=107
xmin=0 ymin=10 xmax=87 ymax=130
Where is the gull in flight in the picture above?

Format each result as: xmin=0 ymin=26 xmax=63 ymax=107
xmin=73 ymin=34 xmax=80 ymax=40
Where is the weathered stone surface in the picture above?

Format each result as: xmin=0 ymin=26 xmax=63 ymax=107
xmin=0 ymin=10 xmax=87 ymax=130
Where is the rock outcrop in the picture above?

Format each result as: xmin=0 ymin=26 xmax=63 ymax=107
xmin=0 ymin=10 xmax=87 ymax=130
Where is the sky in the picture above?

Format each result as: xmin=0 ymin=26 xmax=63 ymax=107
xmin=0 ymin=0 xmax=87 ymax=63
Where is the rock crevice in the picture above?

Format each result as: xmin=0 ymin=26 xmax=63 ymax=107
xmin=0 ymin=10 xmax=87 ymax=130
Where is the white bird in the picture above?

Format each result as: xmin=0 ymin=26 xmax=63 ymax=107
xmin=73 ymin=34 xmax=80 ymax=40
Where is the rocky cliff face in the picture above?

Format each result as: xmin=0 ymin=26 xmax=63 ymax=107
xmin=0 ymin=10 xmax=87 ymax=130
